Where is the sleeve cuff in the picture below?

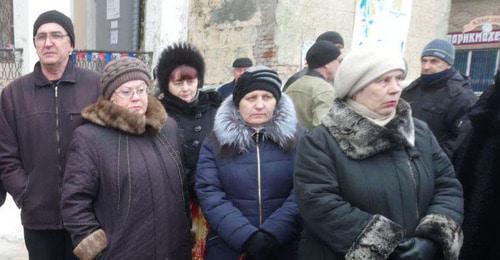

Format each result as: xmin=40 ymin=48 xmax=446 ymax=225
xmin=345 ymin=215 xmax=404 ymax=260
xmin=415 ymin=214 xmax=463 ymax=260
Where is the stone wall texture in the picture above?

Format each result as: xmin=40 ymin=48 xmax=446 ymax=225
xmin=189 ymin=0 xmax=452 ymax=85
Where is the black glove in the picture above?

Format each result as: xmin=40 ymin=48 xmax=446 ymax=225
xmin=244 ymin=231 xmax=278 ymax=260
xmin=389 ymin=237 xmax=438 ymax=260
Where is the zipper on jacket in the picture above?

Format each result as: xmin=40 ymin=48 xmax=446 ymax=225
xmin=405 ymin=149 xmax=420 ymax=219
xmin=54 ymin=83 xmax=61 ymax=172
xmin=255 ymin=133 xmax=263 ymax=225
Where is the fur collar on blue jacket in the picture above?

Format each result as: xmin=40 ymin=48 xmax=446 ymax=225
xmin=213 ymin=94 xmax=299 ymax=153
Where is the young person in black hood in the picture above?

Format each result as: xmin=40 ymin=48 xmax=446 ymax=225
xmin=154 ymin=42 xmax=221 ymax=258
xmin=402 ymin=39 xmax=477 ymax=161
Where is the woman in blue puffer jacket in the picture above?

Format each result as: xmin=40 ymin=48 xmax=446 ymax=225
xmin=196 ymin=65 xmax=302 ymax=260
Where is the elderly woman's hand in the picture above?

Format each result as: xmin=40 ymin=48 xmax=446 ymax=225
xmin=389 ymin=237 xmax=438 ymax=260
xmin=73 ymin=229 xmax=108 ymax=260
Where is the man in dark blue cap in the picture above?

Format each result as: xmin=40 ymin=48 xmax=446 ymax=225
xmin=217 ymin=57 xmax=253 ymax=99
xmin=402 ymin=38 xmax=477 ymax=160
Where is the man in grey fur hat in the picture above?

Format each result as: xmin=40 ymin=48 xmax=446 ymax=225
xmin=402 ymin=39 xmax=477 ymax=160
xmin=0 ymin=10 xmax=100 ymax=259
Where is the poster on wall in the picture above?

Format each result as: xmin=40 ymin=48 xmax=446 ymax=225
xmin=107 ymin=0 xmax=120 ymax=20
xmin=352 ymin=0 xmax=413 ymax=53
xmin=300 ymin=40 xmax=315 ymax=69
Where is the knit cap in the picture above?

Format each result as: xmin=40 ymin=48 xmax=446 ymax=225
xmin=233 ymin=65 xmax=282 ymax=106
xmin=421 ymin=39 xmax=455 ymax=65
xmin=334 ymin=47 xmax=406 ymax=99
xmin=306 ymin=41 xmax=341 ymax=69
xmin=316 ymin=31 xmax=344 ymax=47
xmin=101 ymin=58 xmax=151 ymax=99
xmin=33 ymin=10 xmax=75 ymax=47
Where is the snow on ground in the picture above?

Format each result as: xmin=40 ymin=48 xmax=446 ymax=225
xmin=0 ymin=195 xmax=28 ymax=259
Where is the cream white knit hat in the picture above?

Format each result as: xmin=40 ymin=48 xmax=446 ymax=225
xmin=333 ymin=47 xmax=407 ymax=99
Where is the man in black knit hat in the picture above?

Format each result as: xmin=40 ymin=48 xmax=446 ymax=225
xmin=0 ymin=10 xmax=100 ymax=260
xmin=283 ymin=31 xmax=344 ymax=91
xmin=286 ymin=41 xmax=341 ymax=129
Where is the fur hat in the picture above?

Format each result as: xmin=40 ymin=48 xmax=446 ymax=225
xmin=33 ymin=10 xmax=75 ymax=47
xmin=421 ymin=39 xmax=455 ymax=65
xmin=101 ymin=58 xmax=151 ymax=99
xmin=233 ymin=65 xmax=282 ymax=106
xmin=154 ymin=42 xmax=205 ymax=91
xmin=334 ymin=47 xmax=407 ymax=99
xmin=316 ymin=31 xmax=344 ymax=47
xmin=306 ymin=41 xmax=341 ymax=69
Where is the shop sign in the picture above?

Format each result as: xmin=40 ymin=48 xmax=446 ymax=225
xmin=448 ymin=29 xmax=500 ymax=46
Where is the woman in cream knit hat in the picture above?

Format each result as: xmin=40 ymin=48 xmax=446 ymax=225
xmin=294 ymin=47 xmax=464 ymax=260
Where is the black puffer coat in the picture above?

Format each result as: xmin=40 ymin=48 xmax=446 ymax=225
xmin=294 ymin=99 xmax=464 ymax=260
xmin=61 ymin=97 xmax=191 ymax=259
xmin=161 ymin=90 xmax=221 ymax=198
xmin=402 ymin=69 xmax=477 ymax=159
xmin=456 ymin=72 xmax=500 ymax=260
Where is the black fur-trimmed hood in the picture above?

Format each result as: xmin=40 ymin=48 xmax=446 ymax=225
xmin=213 ymin=94 xmax=298 ymax=152
xmin=81 ymin=95 xmax=167 ymax=135
xmin=321 ymin=99 xmax=415 ymax=159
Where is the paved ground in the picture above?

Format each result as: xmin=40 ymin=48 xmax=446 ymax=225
xmin=0 ymin=196 xmax=28 ymax=260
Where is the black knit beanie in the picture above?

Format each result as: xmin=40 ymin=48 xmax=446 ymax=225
xmin=33 ymin=10 xmax=75 ymax=47
xmin=233 ymin=65 xmax=282 ymax=106
xmin=316 ymin=31 xmax=344 ymax=46
xmin=101 ymin=58 xmax=151 ymax=100
xmin=306 ymin=40 xmax=341 ymax=69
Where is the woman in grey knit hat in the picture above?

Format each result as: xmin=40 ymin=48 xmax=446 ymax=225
xmin=61 ymin=57 xmax=191 ymax=259
xmin=294 ymin=47 xmax=464 ymax=260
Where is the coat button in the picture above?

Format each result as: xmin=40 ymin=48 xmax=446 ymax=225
xmin=192 ymin=140 xmax=200 ymax=147
xmin=194 ymin=126 xmax=202 ymax=132
xmin=195 ymin=113 xmax=202 ymax=119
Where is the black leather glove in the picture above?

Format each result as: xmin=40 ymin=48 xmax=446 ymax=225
xmin=244 ymin=231 xmax=278 ymax=260
xmin=389 ymin=237 xmax=438 ymax=260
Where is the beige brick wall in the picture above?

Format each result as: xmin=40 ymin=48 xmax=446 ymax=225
xmin=189 ymin=0 xmax=452 ymax=86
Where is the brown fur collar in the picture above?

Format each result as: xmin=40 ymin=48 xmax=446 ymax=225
xmin=82 ymin=95 xmax=167 ymax=135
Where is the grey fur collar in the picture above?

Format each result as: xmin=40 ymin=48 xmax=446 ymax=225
xmin=82 ymin=95 xmax=167 ymax=135
xmin=321 ymin=99 xmax=415 ymax=159
xmin=214 ymin=94 xmax=298 ymax=152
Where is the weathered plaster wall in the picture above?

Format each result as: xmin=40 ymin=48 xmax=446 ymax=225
xmin=189 ymin=0 xmax=452 ymax=85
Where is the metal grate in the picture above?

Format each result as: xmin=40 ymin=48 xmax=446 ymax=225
xmin=0 ymin=48 xmax=22 ymax=90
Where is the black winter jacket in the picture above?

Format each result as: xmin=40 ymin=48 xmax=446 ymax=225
xmin=62 ymin=97 xmax=191 ymax=259
xmin=294 ymin=99 xmax=464 ymax=260
xmin=402 ymin=69 xmax=477 ymax=159
xmin=160 ymin=90 xmax=221 ymax=199
xmin=0 ymin=62 xmax=100 ymax=229
xmin=456 ymin=73 xmax=500 ymax=260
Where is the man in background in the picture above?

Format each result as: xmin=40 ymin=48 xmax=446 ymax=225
xmin=283 ymin=31 xmax=344 ymax=91
xmin=217 ymin=57 xmax=253 ymax=99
